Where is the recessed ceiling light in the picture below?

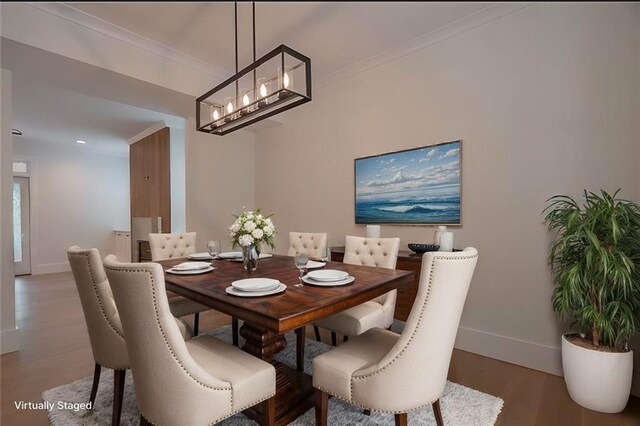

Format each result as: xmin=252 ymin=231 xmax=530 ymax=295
xmin=76 ymin=140 xmax=86 ymax=144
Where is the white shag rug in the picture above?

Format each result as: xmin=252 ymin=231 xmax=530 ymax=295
xmin=43 ymin=326 xmax=503 ymax=425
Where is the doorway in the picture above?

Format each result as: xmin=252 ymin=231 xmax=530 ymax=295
xmin=13 ymin=176 xmax=31 ymax=275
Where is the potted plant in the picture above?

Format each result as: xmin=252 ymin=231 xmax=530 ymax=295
xmin=544 ymin=189 xmax=640 ymax=413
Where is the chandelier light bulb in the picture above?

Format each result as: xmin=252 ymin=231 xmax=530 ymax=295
xmin=243 ymin=93 xmax=250 ymax=106
xmin=226 ymin=101 xmax=234 ymax=114
xmin=260 ymin=83 xmax=268 ymax=98
xmin=213 ymin=110 xmax=220 ymax=120
xmin=283 ymin=72 xmax=290 ymax=89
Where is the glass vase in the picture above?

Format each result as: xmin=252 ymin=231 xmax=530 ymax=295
xmin=242 ymin=245 xmax=259 ymax=272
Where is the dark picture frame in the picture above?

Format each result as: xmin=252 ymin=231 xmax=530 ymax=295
xmin=354 ymin=140 xmax=462 ymax=225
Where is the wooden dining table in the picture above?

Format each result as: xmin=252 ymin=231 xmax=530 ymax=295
xmin=160 ymin=254 xmax=414 ymax=425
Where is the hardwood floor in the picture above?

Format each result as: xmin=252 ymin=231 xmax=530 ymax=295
xmin=2 ymin=272 xmax=639 ymax=425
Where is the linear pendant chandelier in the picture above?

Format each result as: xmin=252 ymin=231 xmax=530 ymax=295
xmin=196 ymin=2 xmax=312 ymax=135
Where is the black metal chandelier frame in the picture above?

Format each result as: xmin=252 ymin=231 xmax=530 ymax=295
xmin=196 ymin=2 xmax=312 ymax=135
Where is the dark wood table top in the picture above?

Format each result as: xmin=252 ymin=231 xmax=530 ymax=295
xmin=160 ymin=254 xmax=414 ymax=333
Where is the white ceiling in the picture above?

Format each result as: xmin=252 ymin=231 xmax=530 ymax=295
xmin=68 ymin=2 xmax=494 ymax=81
xmin=12 ymin=75 xmax=184 ymax=156
xmin=6 ymin=2 xmax=497 ymax=154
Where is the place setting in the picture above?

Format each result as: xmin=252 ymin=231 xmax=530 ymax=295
xmin=165 ymin=261 xmax=215 ymax=275
xmin=225 ymin=277 xmax=286 ymax=297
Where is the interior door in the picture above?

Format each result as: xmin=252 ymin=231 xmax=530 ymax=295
xmin=13 ymin=176 xmax=31 ymax=275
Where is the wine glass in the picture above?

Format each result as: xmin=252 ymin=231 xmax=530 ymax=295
xmin=206 ymin=240 xmax=220 ymax=260
xmin=294 ymin=252 xmax=309 ymax=287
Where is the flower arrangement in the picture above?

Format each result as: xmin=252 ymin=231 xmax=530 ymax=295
xmin=229 ymin=209 xmax=276 ymax=249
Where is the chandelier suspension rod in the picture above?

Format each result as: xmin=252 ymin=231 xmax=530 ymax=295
xmin=235 ymin=1 xmax=239 ymax=103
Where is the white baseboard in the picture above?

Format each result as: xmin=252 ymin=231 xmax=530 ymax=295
xmin=1 ymin=327 xmax=20 ymax=354
xmin=33 ymin=261 xmax=70 ymax=275
xmin=454 ymin=326 xmax=563 ymax=376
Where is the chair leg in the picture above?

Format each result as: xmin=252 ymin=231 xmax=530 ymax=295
xmin=140 ymin=415 xmax=151 ymax=426
xmin=112 ymin=369 xmax=126 ymax=426
xmin=315 ymin=389 xmax=328 ymax=426
xmin=295 ymin=326 xmax=305 ymax=372
xmin=232 ymin=317 xmax=239 ymax=346
xmin=314 ymin=325 xmax=322 ymax=342
xmin=331 ymin=332 xmax=337 ymax=346
xmin=193 ymin=312 xmax=200 ymax=336
xmin=262 ymin=396 xmax=275 ymax=426
xmin=343 ymin=335 xmax=349 ymax=343
xmin=89 ymin=363 xmax=101 ymax=406
xmin=395 ymin=413 xmax=407 ymax=426
xmin=433 ymin=399 xmax=444 ymax=426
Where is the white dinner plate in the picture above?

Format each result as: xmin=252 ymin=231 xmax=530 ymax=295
xmin=188 ymin=252 xmax=213 ymax=260
xmin=218 ymin=252 xmax=243 ymax=259
xmin=307 ymin=269 xmax=349 ymax=282
xmin=301 ymin=275 xmax=355 ymax=287
xmin=229 ymin=253 xmax=274 ymax=262
xmin=171 ymin=261 xmax=211 ymax=271
xmin=225 ymin=283 xmax=286 ymax=297
xmin=166 ymin=266 xmax=215 ymax=275
xmin=306 ymin=260 xmax=326 ymax=269
xmin=232 ymin=277 xmax=281 ymax=292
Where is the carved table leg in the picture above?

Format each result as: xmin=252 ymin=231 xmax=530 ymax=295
xmin=240 ymin=322 xmax=314 ymax=426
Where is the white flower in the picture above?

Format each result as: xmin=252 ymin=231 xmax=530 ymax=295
xmin=230 ymin=223 xmax=241 ymax=233
xmin=252 ymin=228 xmax=264 ymax=239
xmin=238 ymin=234 xmax=254 ymax=247
xmin=246 ymin=212 xmax=254 ymax=220
xmin=256 ymin=214 xmax=263 ymax=220
xmin=244 ymin=221 xmax=256 ymax=232
xmin=264 ymin=225 xmax=274 ymax=236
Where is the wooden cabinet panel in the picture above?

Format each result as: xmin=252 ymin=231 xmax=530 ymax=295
xmin=129 ymin=127 xmax=171 ymax=232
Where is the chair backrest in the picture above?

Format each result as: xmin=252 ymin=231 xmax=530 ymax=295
xmin=350 ymin=248 xmax=478 ymax=412
xmin=103 ymin=256 xmax=233 ymax=425
xmin=343 ymin=236 xmax=400 ymax=269
xmin=148 ymin=232 xmax=197 ymax=261
xmin=287 ymin=232 xmax=328 ymax=259
xmin=67 ymin=246 xmax=129 ymax=369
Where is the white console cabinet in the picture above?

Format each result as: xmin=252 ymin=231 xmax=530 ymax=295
xmin=114 ymin=230 xmax=131 ymax=262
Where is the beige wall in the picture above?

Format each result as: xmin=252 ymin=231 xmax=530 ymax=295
xmin=254 ymin=1 xmax=640 ymax=391
xmin=0 ymin=69 xmax=19 ymax=353
xmin=185 ymin=117 xmax=256 ymax=253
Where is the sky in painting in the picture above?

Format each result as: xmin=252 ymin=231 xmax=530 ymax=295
xmin=355 ymin=141 xmax=461 ymax=203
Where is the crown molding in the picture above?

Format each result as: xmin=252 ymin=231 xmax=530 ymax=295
xmin=25 ymin=2 xmax=232 ymax=82
xmin=316 ymin=2 xmax=533 ymax=89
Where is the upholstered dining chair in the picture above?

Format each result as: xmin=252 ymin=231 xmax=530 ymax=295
xmin=103 ymin=256 xmax=276 ymax=426
xmin=314 ymin=236 xmax=400 ymax=346
xmin=148 ymin=232 xmax=211 ymax=335
xmin=287 ymin=232 xmax=328 ymax=260
xmin=67 ymin=246 xmax=192 ymax=426
xmin=287 ymin=231 xmax=328 ymax=369
xmin=313 ymin=248 xmax=478 ymax=426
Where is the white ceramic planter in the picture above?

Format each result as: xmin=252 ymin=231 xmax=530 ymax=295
xmin=562 ymin=334 xmax=633 ymax=413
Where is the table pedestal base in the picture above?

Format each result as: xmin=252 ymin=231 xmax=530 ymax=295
xmin=240 ymin=323 xmax=314 ymax=426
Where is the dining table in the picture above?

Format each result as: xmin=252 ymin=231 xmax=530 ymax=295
xmin=160 ymin=254 xmax=415 ymax=426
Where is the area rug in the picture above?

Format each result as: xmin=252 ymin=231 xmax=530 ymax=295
xmin=43 ymin=326 xmax=503 ymax=425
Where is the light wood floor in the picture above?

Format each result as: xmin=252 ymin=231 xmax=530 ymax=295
xmin=2 ymin=272 xmax=639 ymax=425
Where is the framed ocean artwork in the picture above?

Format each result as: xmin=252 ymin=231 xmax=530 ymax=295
xmin=354 ymin=140 xmax=462 ymax=225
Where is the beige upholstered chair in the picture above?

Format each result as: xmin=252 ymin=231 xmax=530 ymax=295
xmin=67 ymin=246 xmax=192 ymax=426
xmin=287 ymin=231 xmax=328 ymax=366
xmin=148 ymin=232 xmax=210 ymax=335
xmin=313 ymin=248 xmax=478 ymax=426
xmin=287 ymin=232 xmax=328 ymax=260
xmin=315 ymin=236 xmax=400 ymax=345
xmin=103 ymin=255 xmax=276 ymax=426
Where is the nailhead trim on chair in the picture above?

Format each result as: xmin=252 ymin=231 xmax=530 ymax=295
xmin=103 ymin=265 xmax=233 ymax=399
xmin=68 ymin=252 xmax=126 ymax=340
xmin=329 ymin=253 xmax=480 ymax=414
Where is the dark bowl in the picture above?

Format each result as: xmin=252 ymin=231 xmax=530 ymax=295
xmin=408 ymin=243 xmax=440 ymax=254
